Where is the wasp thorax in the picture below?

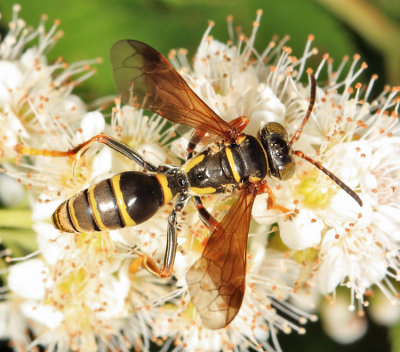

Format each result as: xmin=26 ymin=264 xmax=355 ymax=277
xmin=258 ymin=122 xmax=295 ymax=180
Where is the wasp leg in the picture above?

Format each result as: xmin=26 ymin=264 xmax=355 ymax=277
xmin=186 ymin=129 xmax=205 ymax=160
xmin=193 ymin=196 xmax=219 ymax=231
xmin=134 ymin=193 xmax=190 ymax=278
xmin=227 ymin=115 xmax=249 ymax=139
xmin=16 ymin=133 xmax=159 ymax=173
xmin=258 ymin=182 xmax=292 ymax=216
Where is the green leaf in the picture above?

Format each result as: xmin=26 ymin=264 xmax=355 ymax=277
xmin=391 ymin=320 xmax=400 ymax=352
xmin=1 ymin=0 xmax=386 ymax=101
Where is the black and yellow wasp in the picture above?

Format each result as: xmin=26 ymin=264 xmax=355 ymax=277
xmin=19 ymin=40 xmax=362 ymax=330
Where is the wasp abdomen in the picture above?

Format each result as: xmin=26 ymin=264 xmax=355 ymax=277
xmin=52 ymin=171 xmax=175 ymax=233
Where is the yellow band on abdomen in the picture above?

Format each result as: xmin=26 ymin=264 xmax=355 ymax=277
xmin=110 ymin=174 xmax=136 ymax=227
xmin=68 ymin=194 xmax=85 ymax=232
xmin=88 ymin=184 xmax=109 ymax=230
xmin=190 ymin=186 xmax=216 ymax=195
xmin=155 ymin=174 xmax=173 ymax=205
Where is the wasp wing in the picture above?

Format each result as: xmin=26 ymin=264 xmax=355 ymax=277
xmin=110 ymin=40 xmax=232 ymax=137
xmin=186 ymin=187 xmax=256 ymax=329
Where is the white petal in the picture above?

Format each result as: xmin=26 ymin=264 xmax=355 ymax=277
xmin=20 ymin=301 xmax=64 ymax=328
xmin=0 ymin=61 xmax=22 ymax=102
xmin=0 ymin=302 xmax=26 ymax=339
xmin=138 ymin=142 xmax=167 ymax=165
xmin=318 ymin=245 xmax=346 ymax=294
xmin=59 ymin=95 xmax=87 ymax=122
xmin=279 ymin=210 xmax=323 ymax=250
xmin=79 ymin=111 xmax=105 ymax=141
xmin=327 ymin=191 xmax=371 ymax=228
xmin=34 ymin=222 xmax=71 ymax=265
xmin=374 ymin=205 xmax=400 ymax=242
xmin=8 ymin=259 xmax=48 ymax=300
xmin=32 ymin=197 xmax=59 ymax=221
xmin=169 ymin=135 xmax=189 ymax=159
xmin=20 ymin=47 xmax=47 ymax=66
xmin=370 ymin=137 xmax=400 ymax=169
xmin=92 ymin=147 xmax=113 ymax=179
xmin=256 ymin=84 xmax=286 ymax=118
xmin=0 ymin=174 xmax=25 ymax=207
xmin=88 ymin=272 xmax=130 ymax=319
xmin=252 ymin=195 xmax=280 ymax=226
xmin=246 ymin=109 xmax=281 ymax=135
xmin=360 ymin=255 xmax=387 ymax=285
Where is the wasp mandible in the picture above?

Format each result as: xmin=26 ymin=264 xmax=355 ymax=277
xmin=18 ymin=40 xmax=362 ymax=330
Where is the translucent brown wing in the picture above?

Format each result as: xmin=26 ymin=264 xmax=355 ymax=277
xmin=186 ymin=186 xmax=257 ymax=329
xmin=110 ymin=40 xmax=232 ymax=138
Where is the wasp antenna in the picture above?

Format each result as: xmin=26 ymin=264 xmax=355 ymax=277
xmin=290 ymin=74 xmax=317 ymax=145
xmin=293 ymin=150 xmax=363 ymax=207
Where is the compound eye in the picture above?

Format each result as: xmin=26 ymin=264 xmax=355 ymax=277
xmin=277 ymin=157 xmax=295 ymax=180
xmin=266 ymin=122 xmax=287 ymax=138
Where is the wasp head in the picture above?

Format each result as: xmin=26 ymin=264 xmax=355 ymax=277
xmin=258 ymin=122 xmax=295 ymax=181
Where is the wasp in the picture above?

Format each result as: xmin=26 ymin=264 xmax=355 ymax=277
xmin=18 ymin=40 xmax=362 ymax=330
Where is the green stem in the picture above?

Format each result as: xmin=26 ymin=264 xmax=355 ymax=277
xmin=0 ymin=228 xmax=38 ymax=256
xmin=0 ymin=209 xmax=33 ymax=228
xmin=390 ymin=321 xmax=400 ymax=352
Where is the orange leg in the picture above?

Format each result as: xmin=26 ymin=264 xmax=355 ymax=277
xmin=16 ymin=134 xmax=113 ymax=159
xmin=258 ymin=182 xmax=292 ymax=215
xmin=16 ymin=136 xmax=97 ymax=177
xmin=131 ymin=248 xmax=173 ymax=278
xmin=16 ymin=133 xmax=159 ymax=174
xmin=228 ymin=115 xmax=249 ymax=133
xmin=131 ymin=248 xmax=169 ymax=277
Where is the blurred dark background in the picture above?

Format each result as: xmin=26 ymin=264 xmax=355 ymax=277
xmin=0 ymin=0 xmax=399 ymax=351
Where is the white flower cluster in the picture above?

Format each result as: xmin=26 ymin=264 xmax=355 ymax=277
xmin=0 ymin=5 xmax=399 ymax=352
